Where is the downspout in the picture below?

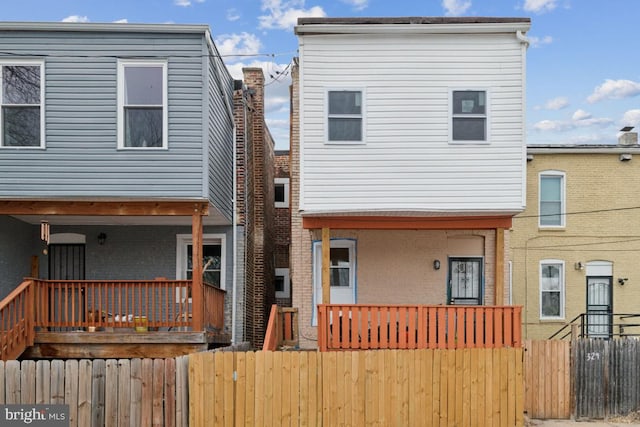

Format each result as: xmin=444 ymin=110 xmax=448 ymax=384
xmin=205 ymin=30 xmax=239 ymax=344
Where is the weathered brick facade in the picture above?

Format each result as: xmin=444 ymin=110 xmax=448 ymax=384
xmin=234 ymin=68 xmax=276 ymax=348
xmin=274 ymin=150 xmax=291 ymax=307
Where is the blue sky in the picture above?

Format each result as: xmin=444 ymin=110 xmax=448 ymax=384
xmin=3 ymin=0 xmax=640 ymax=149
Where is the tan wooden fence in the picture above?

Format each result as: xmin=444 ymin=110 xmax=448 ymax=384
xmin=0 ymin=357 xmax=189 ymax=427
xmin=189 ymin=348 xmax=524 ymax=426
xmin=523 ymin=340 xmax=571 ymax=419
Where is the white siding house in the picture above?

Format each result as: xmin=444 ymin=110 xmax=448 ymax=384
xmin=290 ymin=17 xmax=531 ymax=349
xmin=297 ymin=18 xmax=529 ymax=214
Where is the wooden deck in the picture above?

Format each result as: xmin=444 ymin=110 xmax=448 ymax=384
xmin=1 ymin=278 xmax=229 ymax=360
xmin=22 ymin=330 xmax=230 ymax=359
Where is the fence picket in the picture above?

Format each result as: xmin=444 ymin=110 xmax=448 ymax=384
xmin=91 ymin=359 xmax=105 ymax=427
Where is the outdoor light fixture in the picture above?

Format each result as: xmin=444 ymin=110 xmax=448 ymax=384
xmin=574 ymin=262 xmax=584 ymax=271
xmin=618 ymin=278 xmax=628 ymax=286
xmin=433 ymin=260 xmax=441 ymax=270
xmin=98 ymin=232 xmax=107 ymax=245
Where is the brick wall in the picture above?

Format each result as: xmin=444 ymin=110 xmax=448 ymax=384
xmin=274 ymin=151 xmax=291 ymax=306
xmin=234 ymin=68 xmax=276 ymax=348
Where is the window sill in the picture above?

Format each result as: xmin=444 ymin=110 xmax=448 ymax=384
xmin=539 ymin=318 xmax=565 ymax=323
xmin=324 ymin=141 xmax=366 ymax=146
xmin=448 ymin=140 xmax=490 ymax=145
xmin=538 ymin=227 xmax=566 ymax=232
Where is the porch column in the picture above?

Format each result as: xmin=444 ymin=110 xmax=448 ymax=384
xmin=495 ymin=227 xmax=505 ymax=305
xmin=322 ymin=227 xmax=330 ymax=305
xmin=192 ymin=212 xmax=204 ymax=331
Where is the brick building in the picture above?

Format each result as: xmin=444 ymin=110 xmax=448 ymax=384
xmin=233 ymin=68 xmax=276 ymax=348
xmin=511 ymin=131 xmax=640 ymax=340
xmin=274 ymin=150 xmax=292 ymax=307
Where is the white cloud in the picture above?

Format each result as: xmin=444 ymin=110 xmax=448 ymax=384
xmin=523 ymin=0 xmax=557 ymax=13
xmin=572 ymin=109 xmax=591 ymax=121
xmin=533 ymin=119 xmax=574 ymax=132
xmin=341 ymin=0 xmax=369 ymax=11
xmin=226 ymin=8 xmax=240 ymax=21
xmin=622 ymin=109 xmax=640 ymax=127
xmin=442 ymin=0 xmax=471 ymax=16
xmin=533 ymin=112 xmax=613 ymax=132
xmin=587 ymin=79 xmax=640 ymax=103
xmin=543 ymin=96 xmax=569 ymax=110
xmin=62 ymin=15 xmax=89 ymax=23
xmin=175 ymin=0 xmax=203 ymax=6
xmin=113 ymin=19 xmax=128 ymax=24
xmin=259 ymin=0 xmax=326 ymax=30
xmin=215 ymin=33 xmax=262 ymax=58
xmin=529 ymin=35 xmax=553 ymax=48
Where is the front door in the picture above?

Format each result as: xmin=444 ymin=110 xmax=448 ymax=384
xmin=448 ymin=257 xmax=483 ymax=305
xmin=586 ymin=276 xmax=612 ymax=338
xmin=48 ymin=244 xmax=85 ymax=280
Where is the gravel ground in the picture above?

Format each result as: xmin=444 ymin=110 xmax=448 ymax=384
xmin=529 ymin=418 xmax=640 ymax=426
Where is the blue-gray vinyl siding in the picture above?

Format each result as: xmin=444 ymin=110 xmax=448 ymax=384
xmin=206 ymin=44 xmax=234 ymax=222
xmin=0 ymin=216 xmax=38 ymax=299
xmin=0 ymin=29 xmax=233 ymax=217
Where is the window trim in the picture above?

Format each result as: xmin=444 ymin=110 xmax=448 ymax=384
xmin=274 ymin=177 xmax=290 ymax=208
xmin=0 ymin=59 xmax=45 ymax=149
xmin=117 ymin=59 xmax=168 ymax=150
xmin=175 ymin=233 xmax=226 ymax=302
xmin=539 ymin=259 xmax=565 ymax=320
xmin=275 ymin=267 xmax=290 ymax=299
xmin=449 ymin=88 xmax=490 ymax=145
xmin=538 ymin=170 xmax=566 ymax=228
xmin=325 ymin=88 xmax=366 ymax=145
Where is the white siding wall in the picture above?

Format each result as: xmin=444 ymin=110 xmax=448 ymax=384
xmin=299 ymin=32 xmax=526 ymax=213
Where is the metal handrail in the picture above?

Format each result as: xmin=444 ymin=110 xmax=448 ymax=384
xmin=549 ymin=312 xmax=640 ymax=340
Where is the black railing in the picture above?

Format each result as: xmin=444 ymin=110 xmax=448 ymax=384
xmin=549 ymin=313 xmax=640 ymax=340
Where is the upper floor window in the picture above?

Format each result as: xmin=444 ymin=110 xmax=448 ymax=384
xmin=327 ymin=89 xmax=364 ymax=144
xmin=451 ymin=89 xmax=488 ymax=144
xmin=275 ymin=177 xmax=290 ymax=208
xmin=540 ymin=260 xmax=564 ymax=319
xmin=539 ymin=171 xmax=565 ymax=228
xmin=0 ymin=61 xmax=44 ymax=148
xmin=117 ymin=60 xmax=167 ymax=149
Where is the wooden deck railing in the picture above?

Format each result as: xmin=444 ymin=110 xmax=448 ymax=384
xmin=34 ymin=279 xmax=198 ymax=331
xmin=317 ymin=304 xmax=522 ymax=352
xmin=0 ymin=280 xmax=35 ymax=360
xmin=263 ymin=305 xmax=299 ymax=351
xmin=203 ymin=282 xmax=226 ymax=331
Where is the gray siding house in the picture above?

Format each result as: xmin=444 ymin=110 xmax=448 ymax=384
xmin=0 ymin=22 xmax=256 ymax=356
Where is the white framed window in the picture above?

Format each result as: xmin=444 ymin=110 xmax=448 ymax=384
xmin=326 ymin=89 xmax=365 ymax=144
xmin=275 ymin=268 xmax=290 ymax=299
xmin=275 ymin=177 xmax=290 ymax=208
xmin=450 ymin=89 xmax=489 ymax=144
xmin=0 ymin=60 xmax=45 ymax=148
xmin=540 ymin=260 xmax=564 ymax=319
xmin=311 ymin=239 xmax=357 ymax=325
xmin=176 ymin=234 xmax=226 ymax=302
xmin=117 ymin=60 xmax=168 ymax=149
xmin=539 ymin=171 xmax=565 ymax=228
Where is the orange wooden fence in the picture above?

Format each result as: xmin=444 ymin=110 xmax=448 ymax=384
xmin=317 ymin=304 xmax=522 ymax=352
xmin=263 ymin=305 xmax=299 ymax=351
xmin=0 ymin=280 xmax=35 ymax=361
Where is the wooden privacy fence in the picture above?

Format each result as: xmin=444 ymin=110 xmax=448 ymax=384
xmin=573 ymin=338 xmax=640 ymax=419
xmin=0 ymin=357 xmax=189 ymax=427
xmin=523 ymin=340 xmax=571 ymax=419
xmin=189 ymin=348 xmax=524 ymax=426
xmin=317 ymin=304 xmax=522 ymax=351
